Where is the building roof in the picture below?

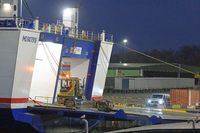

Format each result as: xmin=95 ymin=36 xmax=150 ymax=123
xmin=141 ymin=64 xmax=200 ymax=73
xmin=109 ymin=63 xmax=163 ymax=68
xmin=109 ymin=63 xmax=200 ymax=73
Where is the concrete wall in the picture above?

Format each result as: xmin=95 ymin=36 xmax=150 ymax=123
xmin=133 ymin=78 xmax=194 ymax=90
xmin=114 ymin=78 xmax=122 ymax=90
xmin=110 ymin=77 xmax=195 ymax=90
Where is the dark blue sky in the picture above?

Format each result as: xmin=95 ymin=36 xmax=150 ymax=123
xmin=25 ymin=0 xmax=200 ymax=50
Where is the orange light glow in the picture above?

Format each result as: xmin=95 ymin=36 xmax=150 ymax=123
xmin=25 ymin=65 xmax=34 ymax=73
xmin=65 ymin=74 xmax=70 ymax=79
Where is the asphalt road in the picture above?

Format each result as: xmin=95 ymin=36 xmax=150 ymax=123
xmin=106 ymin=122 xmax=200 ymax=133
xmin=104 ymin=92 xmax=198 ymax=120
xmin=123 ymin=107 xmax=197 ymax=120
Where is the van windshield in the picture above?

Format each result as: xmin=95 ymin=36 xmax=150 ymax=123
xmin=152 ymin=95 xmax=163 ymax=99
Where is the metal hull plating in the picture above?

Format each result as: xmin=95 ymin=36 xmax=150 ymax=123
xmin=0 ymin=28 xmax=39 ymax=109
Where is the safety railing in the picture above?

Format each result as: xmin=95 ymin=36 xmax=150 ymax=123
xmin=0 ymin=17 xmax=113 ymax=42
xmin=40 ymin=23 xmax=114 ymax=42
xmin=0 ymin=17 xmax=36 ymax=29
xmin=34 ymin=96 xmax=53 ymax=106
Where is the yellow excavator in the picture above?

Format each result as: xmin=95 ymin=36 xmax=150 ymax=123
xmin=57 ymin=77 xmax=83 ymax=109
xmin=57 ymin=77 xmax=113 ymax=111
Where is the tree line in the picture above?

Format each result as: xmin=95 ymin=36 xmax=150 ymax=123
xmin=110 ymin=44 xmax=200 ymax=66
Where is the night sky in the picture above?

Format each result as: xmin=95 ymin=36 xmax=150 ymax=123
xmin=25 ymin=0 xmax=200 ymax=50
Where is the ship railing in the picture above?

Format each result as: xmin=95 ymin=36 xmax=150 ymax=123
xmin=39 ymin=22 xmax=114 ymax=42
xmin=34 ymin=96 xmax=53 ymax=106
xmin=0 ymin=17 xmax=38 ymax=29
xmin=67 ymin=29 xmax=114 ymax=42
xmin=0 ymin=17 xmax=43 ymax=31
xmin=0 ymin=17 xmax=113 ymax=42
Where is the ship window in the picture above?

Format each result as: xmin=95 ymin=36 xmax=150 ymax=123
xmin=14 ymin=5 xmax=16 ymax=11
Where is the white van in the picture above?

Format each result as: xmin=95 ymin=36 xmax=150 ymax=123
xmin=146 ymin=93 xmax=170 ymax=107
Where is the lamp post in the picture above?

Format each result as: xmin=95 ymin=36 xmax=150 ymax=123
xmin=122 ymin=39 xmax=128 ymax=62
xmin=123 ymin=39 xmax=128 ymax=46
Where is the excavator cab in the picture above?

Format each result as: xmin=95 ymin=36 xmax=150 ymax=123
xmin=57 ymin=77 xmax=83 ymax=108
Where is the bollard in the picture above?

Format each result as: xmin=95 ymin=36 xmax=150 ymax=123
xmin=187 ymin=120 xmax=195 ymax=129
xmin=81 ymin=115 xmax=88 ymax=133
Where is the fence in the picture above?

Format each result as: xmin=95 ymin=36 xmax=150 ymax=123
xmin=0 ymin=17 xmax=113 ymax=42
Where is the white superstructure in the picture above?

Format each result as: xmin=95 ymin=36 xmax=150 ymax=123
xmin=0 ymin=28 xmax=39 ymax=108
xmin=0 ymin=0 xmax=19 ymax=18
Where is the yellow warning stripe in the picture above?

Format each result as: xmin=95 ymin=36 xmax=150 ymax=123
xmin=162 ymin=109 xmax=186 ymax=113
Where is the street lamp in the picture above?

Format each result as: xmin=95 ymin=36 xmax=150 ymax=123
xmin=123 ymin=63 xmax=128 ymax=66
xmin=122 ymin=39 xmax=128 ymax=63
xmin=123 ymin=39 xmax=128 ymax=45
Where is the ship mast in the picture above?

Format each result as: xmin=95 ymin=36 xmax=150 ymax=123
xmin=20 ymin=0 xmax=22 ymax=17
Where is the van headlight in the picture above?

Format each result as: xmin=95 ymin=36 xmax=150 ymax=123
xmin=147 ymin=99 xmax=151 ymax=103
xmin=158 ymin=100 xmax=164 ymax=104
